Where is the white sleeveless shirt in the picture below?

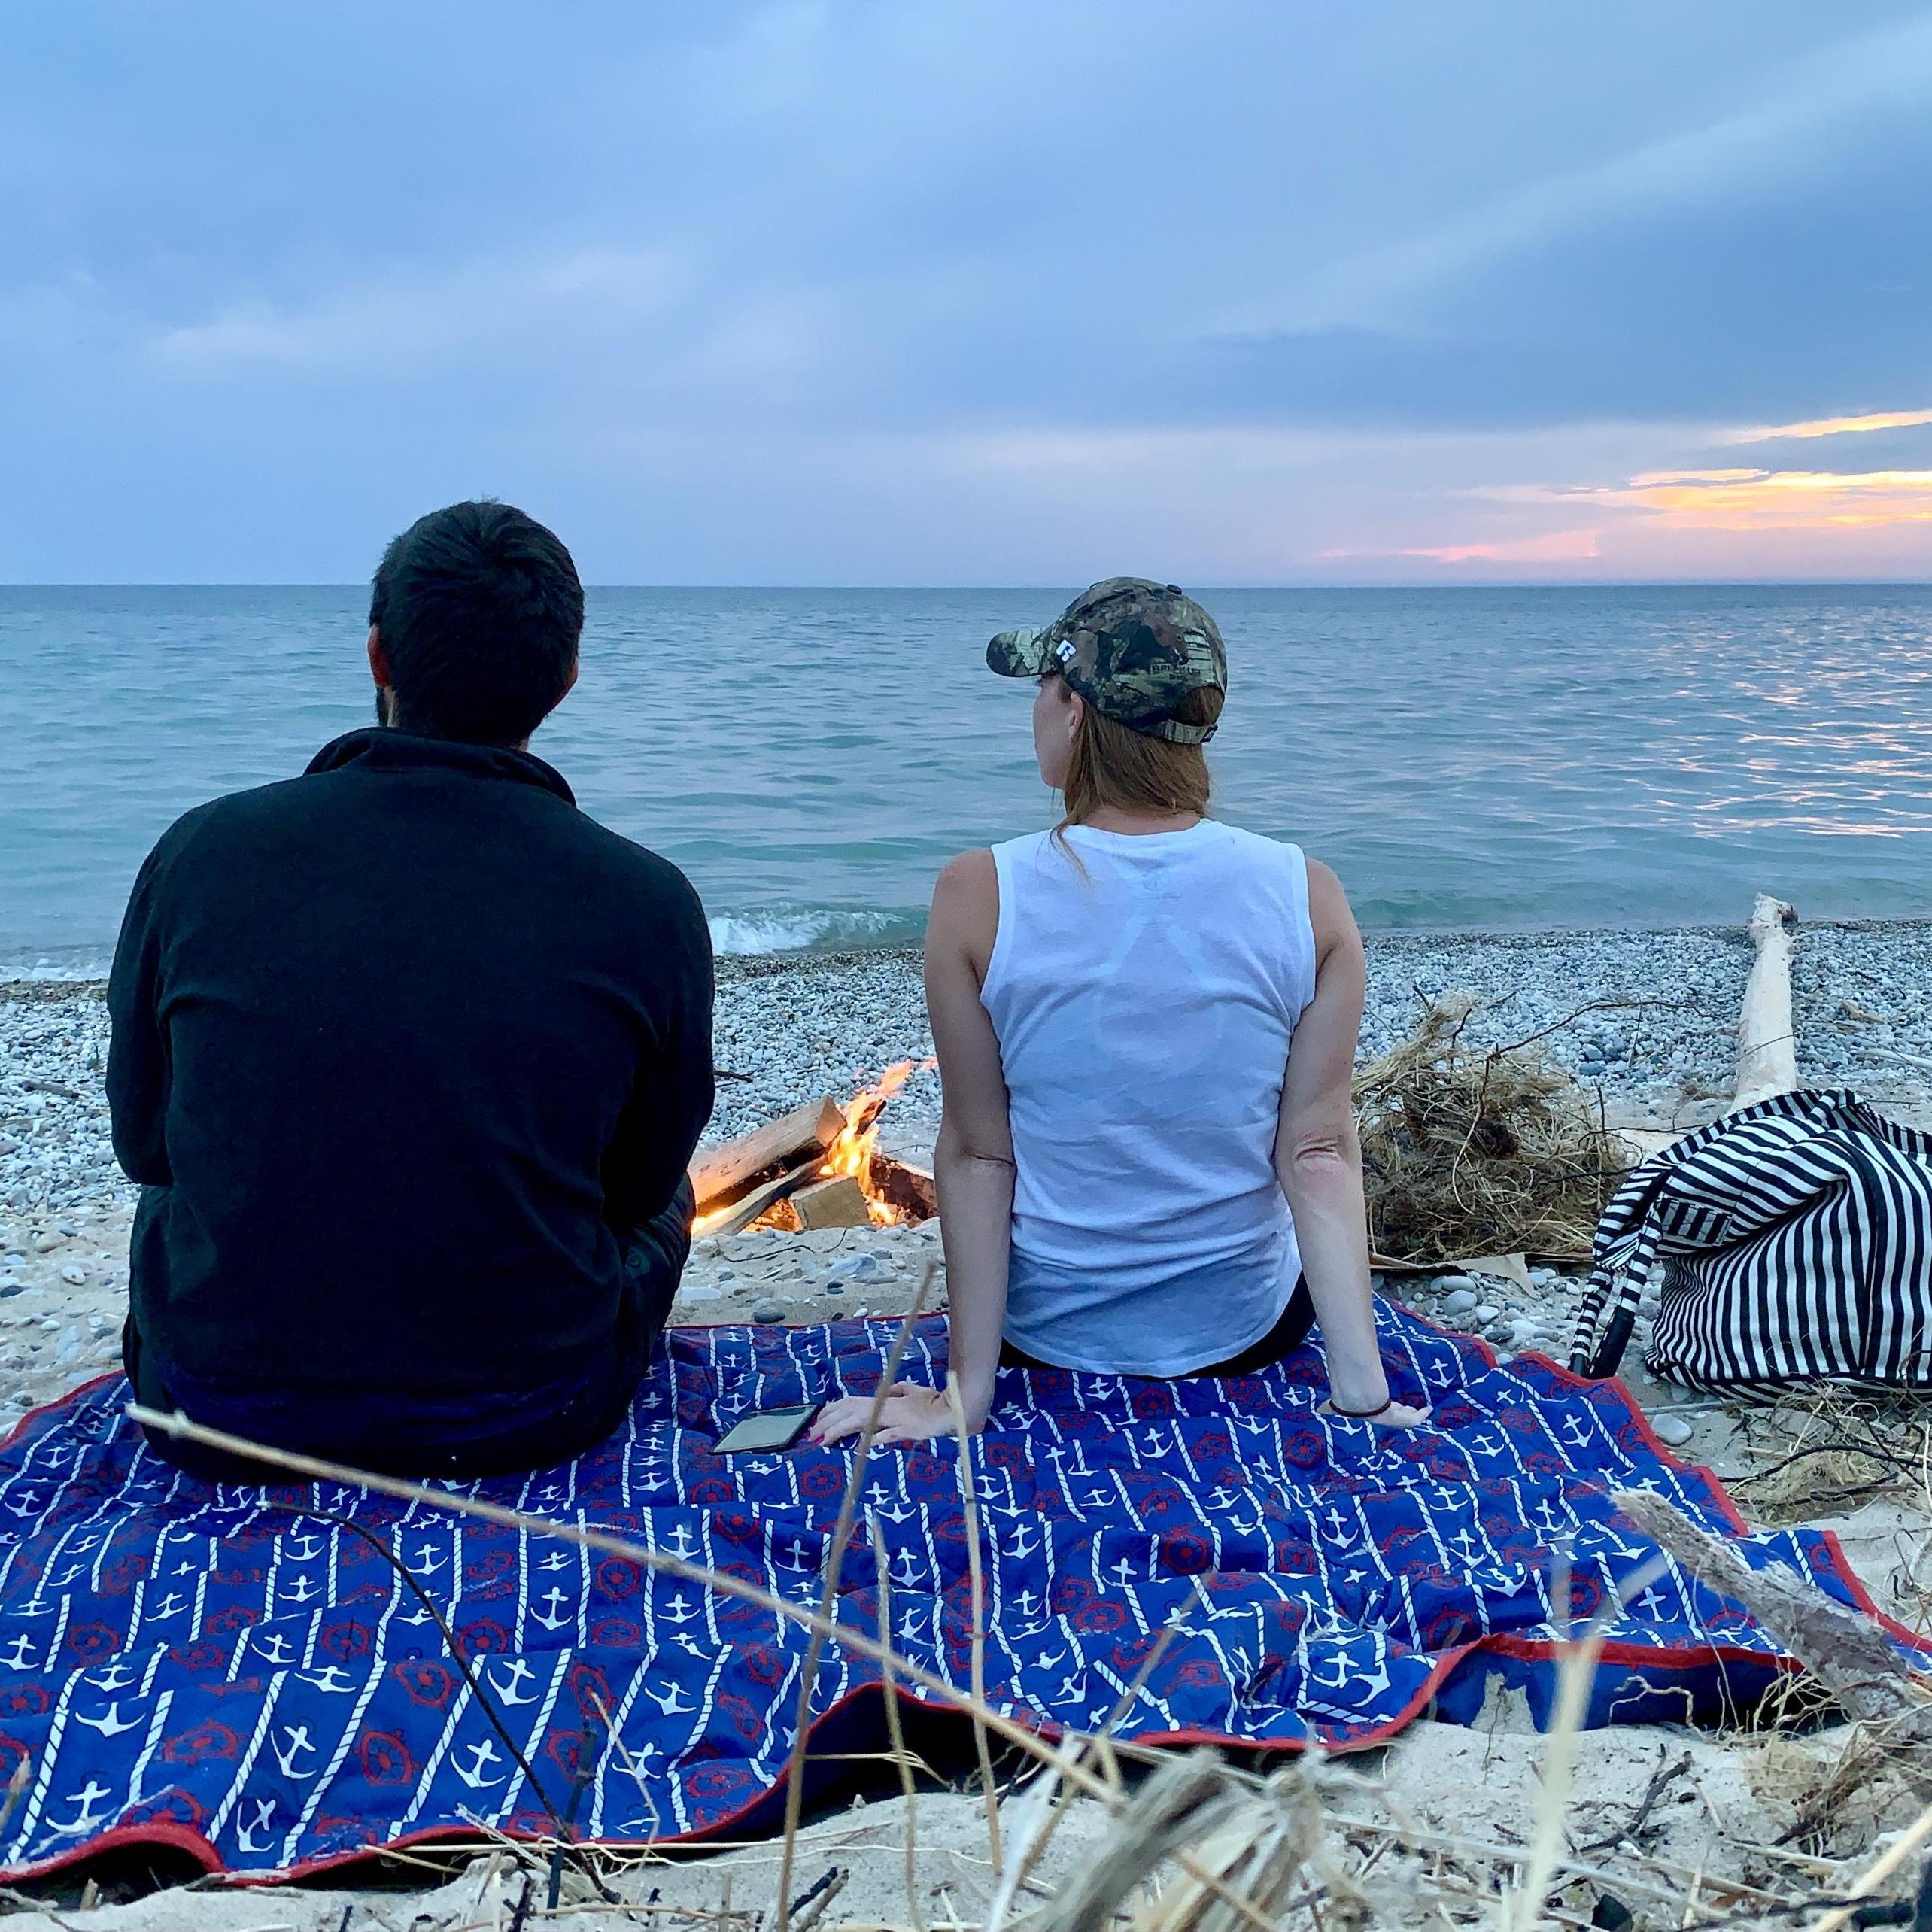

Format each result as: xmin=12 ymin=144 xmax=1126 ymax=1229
xmin=980 ymin=820 xmax=1319 ymax=1375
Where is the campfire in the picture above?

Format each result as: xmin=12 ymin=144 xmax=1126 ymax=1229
xmin=689 ymin=1062 xmax=936 ymax=1239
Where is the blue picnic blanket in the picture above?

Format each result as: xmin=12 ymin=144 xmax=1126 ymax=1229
xmin=0 ymin=1305 xmax=1915 ymax=1881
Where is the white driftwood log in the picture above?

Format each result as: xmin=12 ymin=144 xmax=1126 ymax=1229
xmin=1732 ymin=892 xmax=1799 ymax=1111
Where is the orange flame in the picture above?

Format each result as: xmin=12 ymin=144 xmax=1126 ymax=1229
xmin=821 ymin=1060 xmax=925 ymax=1224
xmin=691 ymin=1061 xmax=933 ymax=1236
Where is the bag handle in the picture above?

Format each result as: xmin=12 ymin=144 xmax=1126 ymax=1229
xmin=1568 ymin=1160 xmax=1676 ymax=1378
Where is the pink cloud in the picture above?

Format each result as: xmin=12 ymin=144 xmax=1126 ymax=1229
xmin=1397 ymin=527 xmax=1604 ymax=564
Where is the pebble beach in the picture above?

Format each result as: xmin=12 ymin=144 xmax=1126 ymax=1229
xmin=5 ymin=915 xmax=1932 ymax=1427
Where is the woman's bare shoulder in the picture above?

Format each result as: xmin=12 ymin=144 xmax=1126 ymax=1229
xmin=928 ymin=849 xmax=1000 ymax=961
xmin=1301 ymin=855 xmax=1362 ymax=959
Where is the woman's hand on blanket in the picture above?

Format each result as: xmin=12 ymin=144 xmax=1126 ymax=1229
xmin=1315 ymin=1396 xmax=1435 ymax=1429
xmin=810 ymin=1381 xmax=976 ymax=1449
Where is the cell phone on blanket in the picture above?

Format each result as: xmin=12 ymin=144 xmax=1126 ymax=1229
xmin=713 ymin=1403 xmax=822 ymax=1454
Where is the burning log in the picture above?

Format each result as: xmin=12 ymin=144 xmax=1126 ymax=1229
xmin=791 ymin=1176 xmax=872 ymax=1230
xmin=870 ymin=1153 xmax=937 ymax=1221
xmin=690 ymin=1097 xmax=846 ymax=1213
xmin=688 ymin=1062 xmax=937 ymax=1237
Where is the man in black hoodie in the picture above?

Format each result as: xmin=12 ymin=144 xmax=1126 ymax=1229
xmin=108 ymin=501 xmax=714 ymax=1480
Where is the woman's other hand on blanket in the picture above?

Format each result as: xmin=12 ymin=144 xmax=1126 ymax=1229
xmin=1316 ymin=1396 xmax=1434 ymax=1429
xmin=810 ymin=1381 xmax=977 ymax=1449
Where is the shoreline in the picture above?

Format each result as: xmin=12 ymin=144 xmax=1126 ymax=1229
xmin=8 ymin=913 xmax=1932 ymax=1219
xmin=11 ymin=905 xmax=1932 ymax=987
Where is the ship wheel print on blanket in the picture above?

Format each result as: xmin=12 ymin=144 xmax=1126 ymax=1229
xmin=0 ymin=1305 xmax=1921 ymax=1879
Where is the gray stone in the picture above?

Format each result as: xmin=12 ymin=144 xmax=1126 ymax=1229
xmin=59 ymin=1263 xmax=86 ymax=1286
xmin=751 ymin=1300 xmax=787 ymax=1323
xmin=1652 ymin=1414 xmax=1695 ymax=1447
xmin=1440 ymin=1289 xmax=1479 ymax=1316
xmin=1475 ymin=1303 xmax=1501 ymax=1323
xmin=1433 ymin=1274 xmax=1478 ymax=1294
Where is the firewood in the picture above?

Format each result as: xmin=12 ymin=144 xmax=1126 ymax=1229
xmin=869 ymin=1153 xmax=937 ymax=1221
xmin=690 ymin=1097 xmax=846 ymax=1211
xmin=792 ymin=1176 xmax=871 ymax=1230
xmin=699 ymin=1166 xmax=820 ymax=1240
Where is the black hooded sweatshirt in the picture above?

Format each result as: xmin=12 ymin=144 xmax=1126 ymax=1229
xmin=106 ymin=728 xmax=714 ymax=1469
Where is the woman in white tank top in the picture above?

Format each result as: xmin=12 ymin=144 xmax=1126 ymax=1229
xmin=816 ymin=580 xmax=1429 ymax=1447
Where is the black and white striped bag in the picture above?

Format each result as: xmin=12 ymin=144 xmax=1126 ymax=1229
xmin=1568 ymin=1089 xmax=1932 ymax=1393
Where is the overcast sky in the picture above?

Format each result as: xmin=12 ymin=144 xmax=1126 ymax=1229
xmin=6 ymin=2 xmax=1932 ymax=583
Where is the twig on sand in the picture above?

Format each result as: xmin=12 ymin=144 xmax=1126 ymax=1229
xmin=1501 ymin=1551 xmax=1669 ymax=1932
xmin=985 ymin=1580 xmax=1210 ymax=1932
xmin=1495 ymin=996 xmax=1679 ymax=1060
xmin=1807 ymin=1794 xmax=1932 ymax=1932
xmin=1579 ymin=1747 xmax=1694 ymax=1854
xmin=945 ymin=1369 xmax=1003 ymax=1882
xmin=1861 ymin=1043 xmax=1932 ymax=1077
xmin=768 ymin=1263 xmax=934 ymax=1932
xmin=1022 ymin=1750 xmax=1246 ymax=1932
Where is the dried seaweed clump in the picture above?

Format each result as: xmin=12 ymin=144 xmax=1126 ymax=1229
xmin=1354 ymin=992 xmax=1629 ymax=1265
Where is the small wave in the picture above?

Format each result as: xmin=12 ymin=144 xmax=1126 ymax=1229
xmin=2 ymin=913 xmax=921 ymax=978
xmin=0 ymin=944 xmax=114 ymax=983
xmin=706 ymin=905 xmax=922 ymax=956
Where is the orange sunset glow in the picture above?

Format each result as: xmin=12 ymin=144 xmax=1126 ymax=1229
xmin=1555 ymin=465 xmax=1932 ymax=531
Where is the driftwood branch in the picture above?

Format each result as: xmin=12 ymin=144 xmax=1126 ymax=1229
xmin=1733 ymin=894 xmax=1800 ymax=1111
xmin=1615 ymin=1487 xmax=1932 ymax=1787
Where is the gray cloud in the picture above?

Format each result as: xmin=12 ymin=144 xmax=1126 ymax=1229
xmin=2 ymin=1 xmax=1929 ymax=579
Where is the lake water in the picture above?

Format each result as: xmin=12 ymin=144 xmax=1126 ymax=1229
xmin=5 ymin=584 xmax=1932 ymax=974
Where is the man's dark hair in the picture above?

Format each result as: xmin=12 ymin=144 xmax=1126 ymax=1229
xmin=369 ymin=500 xmax=585 ymax=746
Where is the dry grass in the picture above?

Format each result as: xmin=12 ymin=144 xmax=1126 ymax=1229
xmin=1354 ymin=993 xmax=1632 ymax=1265
xmin=1731 ymin=1387 xmax=1932 ymax=1530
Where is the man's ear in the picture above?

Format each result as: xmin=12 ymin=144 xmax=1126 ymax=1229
xmin=367 ymin=624 xmax=393 ymax=690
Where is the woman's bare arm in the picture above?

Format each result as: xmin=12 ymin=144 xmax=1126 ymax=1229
xmin=814 ymin=849 xmax=1011 ymax=1446
xmin=1276 ymin=860 xmax=1429 ymax=1426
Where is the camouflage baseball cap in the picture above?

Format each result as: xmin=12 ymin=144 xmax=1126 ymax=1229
xmin=986 ymin=577 xmax=1227 ymax=744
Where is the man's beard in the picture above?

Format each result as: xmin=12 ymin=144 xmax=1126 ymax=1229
xmin=375 ymin=688 xmax=394 ymax=727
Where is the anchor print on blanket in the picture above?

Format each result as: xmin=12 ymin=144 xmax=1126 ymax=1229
xmin=0 ymin=1308 xmax=1919 ymax=1879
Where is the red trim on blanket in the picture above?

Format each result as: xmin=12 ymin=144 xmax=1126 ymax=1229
xmin=0 ymin=1371 xmax=122 ymax=1457
xmin=0 ymin=1624 xmax=1816 ymax=1888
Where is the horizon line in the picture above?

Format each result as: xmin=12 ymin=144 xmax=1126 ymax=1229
xmin=5 ymin=575 xmax=1932 ymax=594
